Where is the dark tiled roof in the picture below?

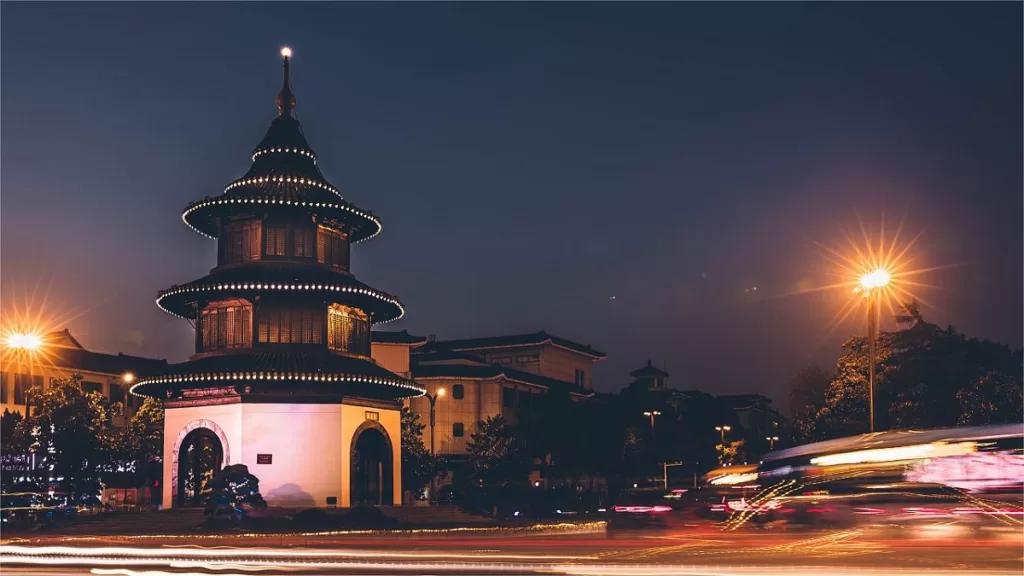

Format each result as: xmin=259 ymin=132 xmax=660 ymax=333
xmin=630 ymin=360 xmax=669 ymax=379
xmin=156 ymin=264 xmax=403 ymax=323
xmin=411 ymin=362 xmax=592 ymax=397
xmin=183 ymin=114 xmax=380 ymax=242
xmin=131 ymin=348 xmax=423 ymax=400
xmin=412 ymin=348 xmax=487 ymax=365
xmin=720 ymin=394 xmax=773 ymax=409
xmin=433 ymin=330 xmax=606 ymax=359
xmin=46 ymin=346 xmax=167 ymax=378
xmin=371 ymin=330 xmax=427 ymax=346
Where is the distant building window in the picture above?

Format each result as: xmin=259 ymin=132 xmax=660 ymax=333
xmin=265 ymin=226 xmax=287 ymax=256
xmin=327 ymin=304 xmax=369 ymax=355
xmin=502 ymin=387 xmax=516 ymax=408
xmin=110 ymin=384 xmax=126 ymax=405
xmin=224 ymin=220 xmax=261 ymax=264
xmin=517 ymin=354 xmax=539 ymax=365
xmin=452 ymin=384 xmax=465 ymax=400
xmin=317 ymin=226 xmax=350 ymax=270
xmin=201 ymin=300 xmax=253 ymax=351
xmin=492 ymin=356 xmax=512 ymax=366
xmin=294 ymin=227 xmax=314 ymax=258
xmin=452 ymin=422 xmax=464 ymax=437
xmin=13 ymin=374 xmax=32 ymax=405
xmin=258 ymin=309 xmax=322 ymax=344
xmin=518 ymin=390 xmax=531 ymax=414
xmin=574 ymin=369 xmax=586 ymax=387
xmin=82 ymin=381 xmax=103 ymax=395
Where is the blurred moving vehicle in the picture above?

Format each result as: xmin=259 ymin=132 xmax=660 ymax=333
xmin=745 ymin=423 xmax=1024 ymax=528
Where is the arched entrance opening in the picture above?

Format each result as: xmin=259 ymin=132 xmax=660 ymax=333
xmin=176 ymin=428 xmax=224 ymax=507
xmin=351 ymin=425 xmax=394 ymax=506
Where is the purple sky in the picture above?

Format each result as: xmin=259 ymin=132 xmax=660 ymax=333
xmin=2 ymin=3 xmax=1020 ymax=405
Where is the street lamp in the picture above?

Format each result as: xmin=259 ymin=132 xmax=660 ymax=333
xmin=642 ymin=410 xmax=662 ymax=430
xmin=426 ymin=387 xmax=445 ymax=455
xmin=715 ymin=425 xmax=732 ymax=444
xmin=766 ymin=436 xmax=779 ymax=450
xmin=5 ymin=332 xmax=43 ymax=351
xmin=122 ymin=372 xmax=136 ymax=385
xmin=858 ymin=267 xmax=890 ymax=433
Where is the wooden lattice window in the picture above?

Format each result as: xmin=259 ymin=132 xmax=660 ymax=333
xmin=265 ymin=226 xmax=286 ymax=256
xmin=200 ymin=300 xmax=252 ymax=351
xmin=225 ymin=220 xmax=261 ymax=264
xmin=317 ymin=226 xmax=350 ymax=270
xmin=257 ymin=309 xmax=323 ymax=344
xmin=294 ymin=227 xmax=314 ymax=258
xmin=327 ymin=304 xmax=369 ymax=355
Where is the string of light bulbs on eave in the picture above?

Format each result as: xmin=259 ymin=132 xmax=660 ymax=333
xmin=129 ymin=372 xmax=426 ymax=398
xmin=154 ymin=282 xmax=405 ymax=324
xmin=180 ymin=197 xmax=382 ymax=243
xmin=251 ymin=147 xmax=317 ymax=164
xmin=225 ymin=174 xmax=342 ymax=199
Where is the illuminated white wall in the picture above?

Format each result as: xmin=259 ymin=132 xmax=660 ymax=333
xmin=240 ymin=403 xmax=343 ymax=507
xmin=162 ymin=401 xmax=402 ymax=509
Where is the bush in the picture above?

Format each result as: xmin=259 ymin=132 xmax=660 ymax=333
xmin=292 ymin=508 xmax=334 ymax=528
xmin=203 ymin=464 xmax=267 ymax=519
xmin=341 ymin=505 xmax=398 ymax=529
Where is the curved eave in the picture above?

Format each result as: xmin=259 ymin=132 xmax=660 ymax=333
xmin=156 ymin=281 xmax=404 ymax=324
xmin=182 ymin=195 xmax=382 ymax=243
xmin=130 ymin=371 xmax=424 ymax=400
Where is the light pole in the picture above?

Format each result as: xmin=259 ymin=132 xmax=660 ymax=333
xmin=715 ymin=425 xmax=731 ymax=445
xmin=858 ymin=268 xmax=890 ymax=433
xmin=642 ymin=410 xmax=662 ymax=430
xmin=766 ymin=436 xmax=779 ymax=450
xmin=426 ymin=387 xmax=445 ymax=455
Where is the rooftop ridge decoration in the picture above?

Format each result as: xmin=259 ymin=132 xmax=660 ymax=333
xmin=276 ymin=47 xmax=296 ymax=116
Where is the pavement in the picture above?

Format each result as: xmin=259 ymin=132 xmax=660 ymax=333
xmin=2 ymin=520 xmax=1022 ymax=575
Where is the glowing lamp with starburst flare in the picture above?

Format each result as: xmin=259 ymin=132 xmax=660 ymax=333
xmin=858 ymin=268 xmax=892 ymax=293
xmin=5 ymin=332 xmax=43 ymax=351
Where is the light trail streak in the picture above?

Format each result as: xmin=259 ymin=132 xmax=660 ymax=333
xmin=4 ymin=520 xmax=606 ymax=544
xmin=0 ymin=543 xmax=594 ymax=561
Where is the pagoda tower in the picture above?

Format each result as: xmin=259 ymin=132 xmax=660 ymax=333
xmin=132 ymin=49 xmax=424 ymax=509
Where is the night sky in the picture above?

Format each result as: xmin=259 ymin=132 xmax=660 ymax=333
xmin=2 ymin=3 xmax=1020 ymax=405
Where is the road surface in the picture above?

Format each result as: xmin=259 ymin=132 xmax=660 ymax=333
xmin=3 ymin=522 xmax=1022 ymax=575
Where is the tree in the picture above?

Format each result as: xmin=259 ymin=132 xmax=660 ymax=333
xmin=1 ymin=409 xmax=33 ymax=491
xmin=788 ymin=366 xmax=832 ymax=442
xmin=799 ymin=305 xmax=1023 ymax=440
xmin=466 ymin=416 xmax=529 ymax=488
xmin=106 ymin=397 xmax=164 ymax=489
xmin=20 ymin=374 xmax=112 ymax=501
xmin=894 ymin=299 xmax=924 ymax=328
xmin=957 ymin=371 xmax=1024 ymax=426
xmin=716 ymin=439 xmax=746 ymax=467
xmin=203 ymin=464 xmax=266 ymax=518
xmin=400 ymin=407 xmax=442 ymax=499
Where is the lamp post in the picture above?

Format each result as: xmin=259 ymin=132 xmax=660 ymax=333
xmin=766 ymin=436 xmax=779 ymax=450
xmin=858 ymin=268 xmax=890 ymax=433
xmin=426 ymin=388 xmax=446 ymax=455
xmin=642 ymin=410 xmax=662 ymax=430
xmin=715 ymin=425 xmax=732 ymax=445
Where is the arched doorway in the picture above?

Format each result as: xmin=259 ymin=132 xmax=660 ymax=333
xmin=350 ymin=424 xmax=394 ymax=506
xmin=176 ymin=428 xmax=224 ymax=507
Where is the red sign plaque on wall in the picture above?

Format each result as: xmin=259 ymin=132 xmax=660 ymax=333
xmin=257 ymin=454 xmax=273 ymax=465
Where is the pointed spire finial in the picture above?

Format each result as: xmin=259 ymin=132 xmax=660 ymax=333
xmin=276 ymin=47 xmax=296 ymax=116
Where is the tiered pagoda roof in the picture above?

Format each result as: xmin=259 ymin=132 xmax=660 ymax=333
xmin=131 ymin=49 xmax=423 ymax=401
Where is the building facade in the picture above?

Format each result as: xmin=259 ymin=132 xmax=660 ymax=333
xmin=1 ymin=329 xmax=166 ymax=421
xmin=130 ymin=51 xmax=425 ymax=509
xmin=405 ymin=332 xmax=604 ymax=456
